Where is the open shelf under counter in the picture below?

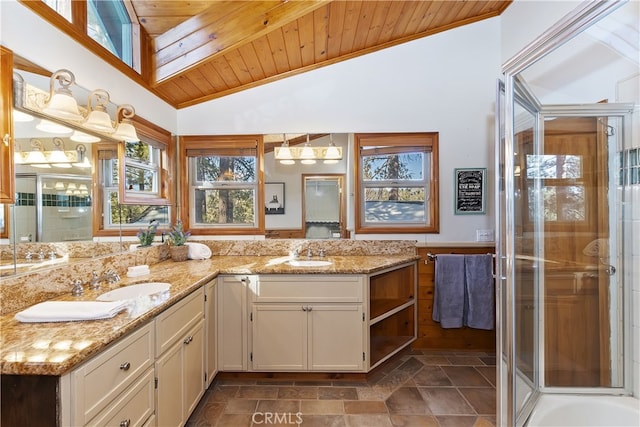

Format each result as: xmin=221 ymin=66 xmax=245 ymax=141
xmin=369 ymin=305 xmax=416 ymax=368
xmin=367 ymin=262 xmax=417 ymax=369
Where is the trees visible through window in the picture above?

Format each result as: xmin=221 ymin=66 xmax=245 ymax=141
xmin=181 ymin=136 xmax=263 ymax=234
xmin=355 ymin=133 xmax=439 ymax=234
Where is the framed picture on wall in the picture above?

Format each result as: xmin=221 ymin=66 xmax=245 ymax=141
xmin=454 ymin=168 xmax=486 ymax=215
xmin=265 ymin=182 xmax=285 ymax=215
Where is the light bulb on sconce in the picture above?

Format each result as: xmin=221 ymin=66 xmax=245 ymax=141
xmin=113 ymin=104 xmax=139 ymax=142
xmin=300 ymin=134 xmax=317 ymax=165
xmin=49 ymin=137 xmax=72 ymax=168
xmin=275 ymin=133 xmax=295 ymax=165
xmin=84 ymin=89 xmax=115 ymax=133
xmin=42 ymin=69 xmax=84 ymax=122
xmin=72 ymin=144 xmax=91 ymax=168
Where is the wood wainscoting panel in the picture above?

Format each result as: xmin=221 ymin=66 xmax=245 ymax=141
xmin=413 ymin=246 xmax=496 ymax=351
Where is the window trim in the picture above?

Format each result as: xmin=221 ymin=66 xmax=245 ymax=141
xmin=19 ymin=0 xmax=144 ymax=78
xmin=180 ymin=135 xmax=264 ymax=235
xmin=354 ymin=132 xmax=440 ymax=234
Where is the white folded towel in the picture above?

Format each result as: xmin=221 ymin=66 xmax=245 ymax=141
xmin=14 ymin=300 xmax=128 ymax=323
xmin=187 ymin=242 xmax=212 ymax=260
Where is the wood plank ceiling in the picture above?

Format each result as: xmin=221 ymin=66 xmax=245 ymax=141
xmin=130 ymin=1 xmax=512 ymax=109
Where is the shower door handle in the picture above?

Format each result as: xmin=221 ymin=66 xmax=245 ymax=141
xmin=604 ymin=264 xmax=616 ymax=276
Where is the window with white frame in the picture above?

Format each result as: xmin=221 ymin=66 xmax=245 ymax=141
xmin=355 ymin=133 xmax=439 ymax=234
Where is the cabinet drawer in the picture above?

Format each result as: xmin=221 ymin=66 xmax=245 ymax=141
xmin=87 ymin=368 xmax=155 ymax=427
xmin=156 ymin=288 xmax=204 ymax=355
xmin=253 ymin=275 xmax=364 ymax=303
xmin=70 ymin=322 xmax=154 ymax=425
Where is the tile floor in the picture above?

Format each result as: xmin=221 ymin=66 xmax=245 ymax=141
xmin=186 ymin=349 xmax=496 ymax=426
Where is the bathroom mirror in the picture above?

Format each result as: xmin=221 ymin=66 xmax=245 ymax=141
xmin=264 ymin=133 xmax=349 ymax=238
xmin=1 ymin=65 xmax=134 ymax=277
xmin=303 ymin=174 xmax=346 ymax=239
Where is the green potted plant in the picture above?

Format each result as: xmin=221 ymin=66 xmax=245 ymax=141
xmin=136 ymin=220 xmax=158 ymax=247
xmin=167 ymin=220 xmax=191 ymax=261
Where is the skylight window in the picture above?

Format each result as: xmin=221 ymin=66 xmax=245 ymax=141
xmin=87 ymin=0 xmax=133 ymax=67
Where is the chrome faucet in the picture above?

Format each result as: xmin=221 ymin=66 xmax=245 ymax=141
xmin=89 ymin=270 xmax=121 ymax=289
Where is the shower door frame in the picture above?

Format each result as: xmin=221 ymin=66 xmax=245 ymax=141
xmin=497 ymin=1 xmax=634 ymax=425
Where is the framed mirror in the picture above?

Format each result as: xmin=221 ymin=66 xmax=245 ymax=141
xmin=303 ymin=174 xmax=346 ymax=239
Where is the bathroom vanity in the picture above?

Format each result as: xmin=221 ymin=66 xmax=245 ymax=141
xmin=0 ymin=247 xmax=418 ymax=426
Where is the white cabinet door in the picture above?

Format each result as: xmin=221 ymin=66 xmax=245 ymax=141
xmin=205 ymin=279 xmax=217 ymax=387
xmin=252 ymin=304 xmax=307 ymax=371
xmin=156 ymin=319 xmax=204 ymax=427
xmin=217 ymin=275 xmax=252 ymax=371
xmin=155 ymin=340 xmax=183 ymax=427
xmin=308 ymin=304 xmax=364 ymax=371
xmin=183 ymin=320 xmax=205 ymax=420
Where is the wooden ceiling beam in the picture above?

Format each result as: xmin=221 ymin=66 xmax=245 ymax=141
xmin=152 ymin=0 xmax=330 ymax=85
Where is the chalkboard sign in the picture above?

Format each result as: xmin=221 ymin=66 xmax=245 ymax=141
xmin=454 ymin=168 xmax=486 ymax=214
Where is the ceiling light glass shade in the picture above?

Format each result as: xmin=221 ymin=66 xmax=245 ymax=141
xmin=324 ymin=145 xmax=342 ymax=160
xmin=323 ymin=159 xmax=339 ymax=164
xmin=24 ymin=150 xmax=47 ymax=164
xmin=279 ymin=159 xmax=296 ymax=165
xmin=66 ymin=189 xmax=73 ymax=195
xmin=300 ymin=158 xmax=317 ymax=165
xmin=84 ymin=89 xmax=115 ymax=133
xmin=113 ymin=119 xmax=139 ymax=142
xmin=13 ymin=110 xmax=34 ymax=122
xmin=113 ymin=105 xmax=139 ymax=141
xmin=43 ymin=93 xmax=84 ymax=121
xmin=48 ymin=150 xmax=70 ymax=164
xmin=71 ymin=131 xmax=100 ymax=143
xmin=84 ymin=108 xmax=115 ymax=133
xmin=55 ymin=182 xmax=65 ymax=190
xmin=36 ymin=119 xmax=72 ymax=134
xmin=42 ymin=69 xmax=84 ymax=122
xmin=67 ymin=183 xmax=77 ymax=190
xmin=274 ymin=146 xmax=293 ymax=160
xmin=78 ymin=184 xmax=88 ymax=191
xmin=300 ymin=145 xmax=315 ymax=159
xmin=72 ymin=157 xmax=92 ymax=168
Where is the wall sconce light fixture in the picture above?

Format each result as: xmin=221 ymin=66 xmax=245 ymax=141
xmin=42 ymin=69 xmax=84 ymax=121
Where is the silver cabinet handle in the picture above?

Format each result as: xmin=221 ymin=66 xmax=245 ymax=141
xmin=307 ymin=305 xmax=313 ymax=312
xmin=184 ymin=335 xmax=193 ymax=344
xmin=302 ymin=306 xmax=307 ymax=311
xmin=119 ymin=362 xmax=130 ymax=371
xmin=119 ymin=419 xmax=130 ymax=427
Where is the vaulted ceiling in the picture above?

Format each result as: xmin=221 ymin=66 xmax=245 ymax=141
xmin=130 ymin=1 xmax=512 ymax=109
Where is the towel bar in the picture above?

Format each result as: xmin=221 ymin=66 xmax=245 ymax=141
xmin=425 ymin=252 xmax=496 ymax=278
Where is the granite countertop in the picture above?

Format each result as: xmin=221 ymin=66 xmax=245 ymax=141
xmin=0 ymin=255 xmax=418 ymax=376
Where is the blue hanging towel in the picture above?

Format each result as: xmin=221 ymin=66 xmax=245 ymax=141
xmin=464 ymin=254 xmax=495 ymax=330
xmin=432 ymin=254 xmax=466 ymax=328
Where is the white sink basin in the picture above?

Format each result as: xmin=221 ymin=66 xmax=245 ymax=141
xmin=97 ymin=282 xmax=171 ymax=301
xmin=287 ymin=260 xmax=333 ymax=267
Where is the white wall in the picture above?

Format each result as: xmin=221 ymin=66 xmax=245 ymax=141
xmin=0 ymin=0 xmax=176 ymax=133
xmin=179 ymin=18 xmax=501 ymax=244
xmin=500 ymin=0 xmax=582 ymax=63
